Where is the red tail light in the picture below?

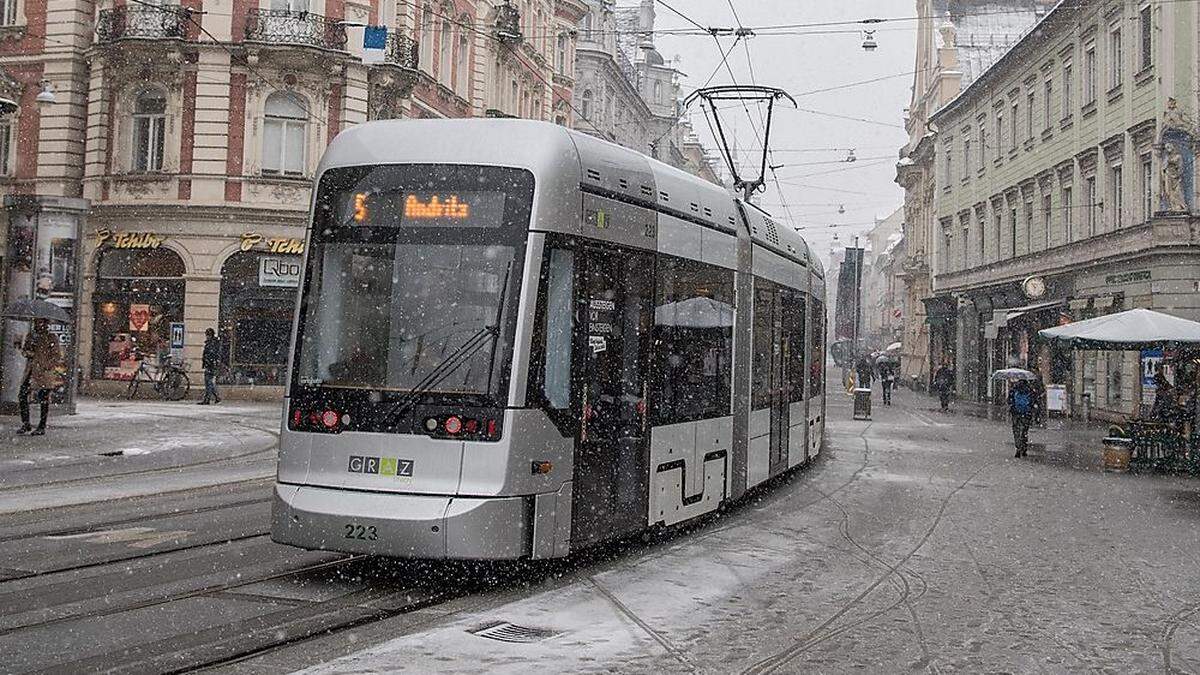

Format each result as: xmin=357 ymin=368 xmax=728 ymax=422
xmin=486 ymin=418 xmax=498 ymax=438
xmin=444 ymin=415 xmax=463 ymax=435
xmin=321 ymin=410 xmax=340 ymax=428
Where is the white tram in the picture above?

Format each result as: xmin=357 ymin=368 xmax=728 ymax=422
xmin=271 ymin=119 xmax=826 ymax=560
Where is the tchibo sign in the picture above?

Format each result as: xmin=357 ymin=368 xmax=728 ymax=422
xmin=259 ymin=256 xmax=301 ymax=288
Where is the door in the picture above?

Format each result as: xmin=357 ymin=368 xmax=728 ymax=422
xmin=755 ymin=285 xmax=789 ymax=475
xmin=571 ymin=246 xmax=653 ymax=546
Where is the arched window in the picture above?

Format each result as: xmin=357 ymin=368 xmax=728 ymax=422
xmin=262 ymin=91 xmax=307 ymax=176
xmin=439 ymin=20 xmax=452 ymax=84
xmin=580 ymin=89 xmax=592 ymax=119
xmin=0 ymin=114 xmax=12 ymax=175
xmin=556 ymin=34 xmax=567 ymax=73
xmin=419 ymin=3 xmax=434 ymax=74
xmin=132 ymin=88 xmax=166 ymax=173
xmin=456 ymin=29 xmax=470 ymax=97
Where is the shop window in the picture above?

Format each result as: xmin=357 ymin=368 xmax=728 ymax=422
xmin=262 ymin=91 xmax=307 ymax=176
xmin=651 ymin=255 xmax=734 ymax=425
xmin=132 ymin=88 xmax=166 ymax=173
xmin=92 ymin=247 xmax=185 ymax=381
xmin=218 ymin=251 xmax=300 ymax=386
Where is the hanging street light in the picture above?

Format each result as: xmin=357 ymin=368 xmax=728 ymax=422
xmin=862 ymin=30 xmax=878 ymax=52
xmin=35 ymin=80 xmax=56 ymax=105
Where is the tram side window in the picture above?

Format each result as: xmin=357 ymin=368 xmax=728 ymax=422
xmin=786 ymin=291 xmax=807 ymax=403
xmin=652 ymin=255 xmax=734 ymax=425
xmin=809 ymin=298 xmax=825 ymax=396
xmin=751 ymin=282 xmax=776 ymax=410
xmin=540 ymin=248 xmax=574 ymax=409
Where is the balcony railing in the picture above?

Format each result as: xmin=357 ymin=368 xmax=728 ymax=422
xmin=96 ymin=5 xmax=189 ymax=43
xmin=244 ymin=9 xmax=346 ymax=51
xmin=383 ymin=34 xmax=418 ymax=70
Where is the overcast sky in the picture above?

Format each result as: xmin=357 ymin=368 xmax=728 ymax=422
xmin=653 ymin=0 xmax=918 ymax=268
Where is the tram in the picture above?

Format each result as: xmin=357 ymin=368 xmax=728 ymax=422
xmin=271 ymin=119 xmax=826 ymax=560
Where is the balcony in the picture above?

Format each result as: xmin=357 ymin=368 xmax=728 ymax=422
xmin=244 ymin=9 xmax=346 ymax=51
xmin=96 ymin=5 xmax=189 ymax=43
xmin=382 ymin=34 xmax=418 ymax=71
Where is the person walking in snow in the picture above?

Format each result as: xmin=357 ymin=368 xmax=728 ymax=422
xmin=17 ymin=319 xmax=62 ymax=436
xmin=933 ymin=362 xmax=954 ymax=412
xmin=199 ymin=328 xmax=221 ymax=405
xmin=1008 ymin=379 xmax=1036 ymax=458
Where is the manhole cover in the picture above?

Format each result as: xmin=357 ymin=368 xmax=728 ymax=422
xmin=468 ymin=621 xmax=558 ymax=643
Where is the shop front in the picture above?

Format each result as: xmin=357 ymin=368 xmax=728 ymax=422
xmin=90 ymin=243 xmax=185 ymax=381
xmin=923 ymin=294 xmax=957 ymax=393
xmin=217 ymin=246 xmax=301 ymax=386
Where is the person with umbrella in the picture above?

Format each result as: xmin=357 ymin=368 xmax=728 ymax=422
xmin=15 ymin=318 xmax=63 ymax=435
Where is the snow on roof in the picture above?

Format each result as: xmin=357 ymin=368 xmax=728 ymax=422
xmin=932 ymin=0 xmax=1055 ymax=88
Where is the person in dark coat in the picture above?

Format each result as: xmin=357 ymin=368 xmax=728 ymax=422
xmin=1008 ymin=379 xmax=1036 ymax=458
xmin=933 ymin=362 xmax=955 ymax=412
xmin=17 ymin=319 xmax=63 ymax=435
xmin=199 ymin=328 xmax=221 ymax=405
xmin=855 ymin=355 xmax=875 ymax=390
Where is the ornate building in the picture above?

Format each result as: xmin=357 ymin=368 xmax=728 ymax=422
xmin=895 ymin=0 xmax=1052 ymax=390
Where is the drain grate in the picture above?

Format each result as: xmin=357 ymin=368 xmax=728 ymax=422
xmin=468 ymin=621 xmax=558 ymax=644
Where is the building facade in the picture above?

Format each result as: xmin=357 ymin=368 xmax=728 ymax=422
xmin=861 ymin=208 xmax=905 ymax=352
xmin=0 ymin=0 xmax=584 ymax=401
xmin=930 ymin=0 xmax=1200 ymax=418
xmin=896 ymin=0 xmax=1052 ymax=390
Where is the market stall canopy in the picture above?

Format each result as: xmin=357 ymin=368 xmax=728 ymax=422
xmin=1038 ymin=308 xmax=1200 ymax=350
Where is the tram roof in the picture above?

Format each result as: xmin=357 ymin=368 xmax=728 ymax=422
xmin=321 ymin=118 xmax=821 ymax=276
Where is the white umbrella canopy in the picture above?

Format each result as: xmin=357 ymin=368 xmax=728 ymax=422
xmin=992 ymin=367 xmax=1037 ymax=382
xmin=1038 ymin=308 xmax=1200 ymax=350
xmin=885 ymin=341 xmax=902 ymax=353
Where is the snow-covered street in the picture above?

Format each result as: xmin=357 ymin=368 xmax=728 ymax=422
xmin=3 ymin=391 xmax=1200 ymax=672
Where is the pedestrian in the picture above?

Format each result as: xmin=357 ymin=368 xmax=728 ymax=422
xmin=880 ymin=361 xmax=895 ymax=405
xmin=199 ymin=328 xmax=221 ymax=405
xmin=16 ymin=318 xmax=63 ymax=436
xmin=1008 ymin=379 xmax=1036 ymax=458
xmin=855 ymin=355 xmax=875 ymax=391
xmin=933 ymin=362 xmax=954 ymax=412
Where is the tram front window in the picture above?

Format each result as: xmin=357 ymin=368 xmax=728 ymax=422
xmin=293 ymin=165 xmax=533 ymax=409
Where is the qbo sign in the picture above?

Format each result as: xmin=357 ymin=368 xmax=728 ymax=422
xmin=258 ymin=256 xmax=301 ymax=288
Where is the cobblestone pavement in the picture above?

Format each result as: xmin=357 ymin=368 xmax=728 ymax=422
xmin=256 ymin=389 xmax=1200 ymax=674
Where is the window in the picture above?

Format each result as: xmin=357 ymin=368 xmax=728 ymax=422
xmin=580 ymin=88 xmax=591 ymax=120
xmin=943 ymin=143 xmax=952 ymax=186
xmin=1043 ymin=78 xmax=1053 ymax=130
xmin=0 ymin=0 xmax=16 ymax=26
xmin=556 ymin=34 xmax=568 ymax=73
xmin=539 ymin=248 xmax=573 ymax=409
xmin=1139 ymin=5 xmax=1152 ymax=70
xmin=963 ymin=136 xmax=971 ymax=179
xmin=456 ymin=32 xmax=470 ymax=97
xmin=262 ymin=91 xmax=307 ymax=176
xmin=1063 ymin=185 xmax=1073 ymax=242
xmin=958 ymin=214 xmax=970 ymax=270
xmin=808 ymin=299 xmax=824 ymax=397
xmin=1109 ymin=164 xmax=1123 ymax=228
xmin=0 ymin=118 xmax=11 ymax=175
xmin=1009 ymin=207 xmax=1017 ymax=257
xmin=977 ymin=210 xmax=985 ymax=264
xmin=1084 ymin=43 xmax=1096 ymax=103
xmin=1142 ymin=154 xmax=1152 ymax=220
xmin=132 ymin=88 xmax=166 ymax=173
xmin=978 ymin=121 xmax=987 ymax=169
xmin=993 ymin=210 xmax=1002 ymax=261
xmin=1011 ymin=100 xmax=1019 ymax=146
xmin=419 ymin=3 xmax=434 ymax=74
xmin=996 ymin=109 xmax=1004 ymax=154
xmin=1109 ymin=26 xmax=1122 ymax=89
xmin=1041 ymin=192 xmax=1052 ymax=250
xmin=1023 ymin=200 xmax=1033 ymax=255
xmin=438 ymin=21 xmax=452 ymax=85
xmin=1026 ymin=90 xmax=1034 ymax=140
xmin=652 ymin=255 xmax=734 ymax=425
xmin=1086 ymin=175 xmax=1097 ymax=235
xmin=1062 ymin=61 xmax=1073 ymax=115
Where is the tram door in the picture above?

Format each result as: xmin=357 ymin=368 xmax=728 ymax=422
xmin=571 ymin=247 xmax=653 ymax=547
xmin=755 ymin=285 xmax=790 ymax=474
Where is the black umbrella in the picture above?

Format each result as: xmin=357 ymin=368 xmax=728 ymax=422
xmin=3 ymin=298 xmax=71 ymax=323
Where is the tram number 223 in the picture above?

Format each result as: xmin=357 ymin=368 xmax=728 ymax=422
xmin=343 ymin=523 xmax=379 ymax=541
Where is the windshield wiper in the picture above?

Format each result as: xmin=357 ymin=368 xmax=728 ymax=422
xmin=386 ymin=261 xmax=514 ymax=423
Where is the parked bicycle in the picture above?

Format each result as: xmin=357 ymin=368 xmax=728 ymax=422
xmin=126 ymin=354 xmax=190 ymax=401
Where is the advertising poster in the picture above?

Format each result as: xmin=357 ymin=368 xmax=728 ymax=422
xmin=129 ymin=304 xmax=151 ymax=331
xmin=1141 ymin=348 xmax=1165 ymax=407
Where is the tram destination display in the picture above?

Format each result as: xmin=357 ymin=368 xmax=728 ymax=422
xmin=341 ymin=190 xmax=507 ymax=228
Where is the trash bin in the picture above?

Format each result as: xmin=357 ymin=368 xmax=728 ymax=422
xmin=853 ymin=387 xmax=872 ymax=420
xmin=1102 ymin=436 xmax=1132 ymax=472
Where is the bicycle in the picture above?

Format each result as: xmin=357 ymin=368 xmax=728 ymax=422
xmin=126 ymin=355 xmax=190 ymax=401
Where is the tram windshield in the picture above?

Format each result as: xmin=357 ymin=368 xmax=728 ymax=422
xmin=293 ymin=165 xmax=534 ymax=403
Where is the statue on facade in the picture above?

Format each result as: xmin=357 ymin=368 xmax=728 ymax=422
xmin=1158 ymin=97 xmax=1196 ymax=214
